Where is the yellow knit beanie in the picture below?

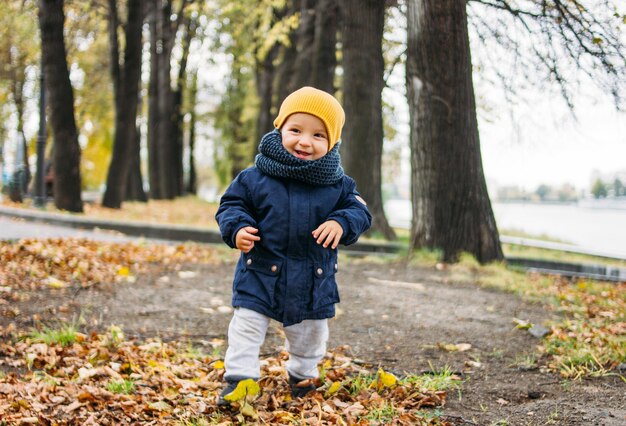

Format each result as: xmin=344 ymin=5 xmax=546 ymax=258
xmin=273 ymin=86 xmax=345 ymax=151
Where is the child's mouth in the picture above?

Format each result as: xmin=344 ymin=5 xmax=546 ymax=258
xmin=294 ymin=150 xmax=311 ymax=159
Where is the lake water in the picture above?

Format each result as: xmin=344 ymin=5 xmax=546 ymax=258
xmin=384 ymin=199 xmax=626 ymax=258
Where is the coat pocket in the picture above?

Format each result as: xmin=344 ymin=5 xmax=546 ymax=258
xmin=310 ymin=258 xmax=340 ymax=310
xmin=236 ymin=254 xmax=283 ymax=308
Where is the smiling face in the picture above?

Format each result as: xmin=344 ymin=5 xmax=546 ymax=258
xmin=280 ymin=113 xmax=329 ymax=161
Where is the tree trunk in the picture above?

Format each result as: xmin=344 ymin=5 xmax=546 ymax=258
xmin=147 ymin=0 xmax=160 ymax=198
xmin=172 ymin=12 xmax=194 ymax=196
xmin=11 ymin=68 xmax=32 ymax=194
xmin=123 ymin=122 xmax=147 ymax=201
xmin=186 ymin=75 xmax=198 ymax=195
xmin=148 ymin=0 xmax=187 ymax=199
xmin=406 ymin=0 xmax=503 ymax=263
xmin=289 ymin=0 xmax=317 ymax=90
xmin=38 ymin=0 xmax=83 ymax=212
xmin=340 ymin=0 xmax=395 ymax=240
xmin=311 ymin=0 xmax=338 ymax=92
xmin=102 ymin=0 xmax=144 ymax=208
xmin=255 ymin=43 xmax=280 ymax=145
xmin=274 ymin=1 xmax=299 ymax=107
xmin=228 ymin=70 xmax=250 ymax=179
xmin=279 ymin=0 xmax=337 ymax=96
xmin=156 ymin=0 xmax=176 ymax=199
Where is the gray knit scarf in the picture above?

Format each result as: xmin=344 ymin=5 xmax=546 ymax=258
xmin=255 ymin=130 xmax=344 ymax=186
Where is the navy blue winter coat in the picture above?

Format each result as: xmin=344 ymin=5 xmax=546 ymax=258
xmin=215 ymin=166 xmax=372 ymax=326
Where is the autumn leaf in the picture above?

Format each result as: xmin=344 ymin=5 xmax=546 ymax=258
xmin=326 ymin=380 xmax=342 ymax=396
xmin=239 ymin=401 xmax=259 ymax=419
xmin=148 ymin=400 xmax=173 ymax=411
xmin=117 ymin=266 xmax=130 ymax=276
xmin=223 ymin=378 xmax=260 ymax=403
xmin=46 ymin=276 xmax=68 ymax=289
xmin=438 ymin=342 xmax=472 ymax=352
xmin=374 ymin=368 xmax=397 ymax=390
xmin=513 ymin=318 xmax=533 ymax=330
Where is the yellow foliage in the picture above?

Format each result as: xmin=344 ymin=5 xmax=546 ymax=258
xmin=326 ymin=381 xmax=342 ymax=396
xmin=224 ymin=378 xmax=260 ymax=402
xmin=374 ymin=368 xmax=397 ymax=390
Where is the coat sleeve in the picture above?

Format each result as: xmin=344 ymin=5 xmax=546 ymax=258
xmin=215 ymin=171 xmax=258 ymax=248
xmin=327 ymin=176 xmax=373 ymax=246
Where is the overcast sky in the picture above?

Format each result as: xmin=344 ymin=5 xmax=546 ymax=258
xmin=479 ymin=92 xmax=626 ymax=191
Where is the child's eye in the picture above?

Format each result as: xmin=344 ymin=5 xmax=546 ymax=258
xmin=315 ymin=133 xmax=327 ymax=139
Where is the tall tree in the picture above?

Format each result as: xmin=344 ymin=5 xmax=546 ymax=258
xmin=38 ymin=0 xmax=83 ymax=212
xmin=102 ymin=0 xmax=145 ymax=208
xmin=1 ymin=2 xmax=42 ymax=197
xmin=255 ymin=5 xmax=284 ymax=144
xmin=257 ymin=0 xmax=337 ymax=145
xmin=172 ymin=10 xmax=196 ymax=196
xmin=274 ymin=0 xmax=338 ymax=105
xmin=273 ymin=1 xmax=300 ymax=107
xmin=405 ymin=0 xmax=625 ymax=263
xmin=341 ymin=0 xmax=396 ymax=240
xmin=147 ymin=0 xmax=189 ymax=199
xmin=310 ymin=0 xmax=338 ymax=92
xmin=185 ymin=72 xmax=198 ymax=194
xmin=215 ymin=0 xmax=295 ymax=181
xmin=406 ymin=0 xmax=502 ymax=262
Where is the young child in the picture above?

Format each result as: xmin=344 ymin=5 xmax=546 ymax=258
xmin=215 ymin=86 xmax=372 ymax=404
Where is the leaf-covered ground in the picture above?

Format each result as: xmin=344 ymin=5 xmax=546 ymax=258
xmin=1 ymin=237 xmax=624 ymax=424
xmin=0 ymin=239 xmax=459 ymax=425
xmin=0 ymin=332 xmax=452 ymax=425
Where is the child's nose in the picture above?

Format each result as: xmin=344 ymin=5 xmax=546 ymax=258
xmin=299 ymin=134 xmax=313 ymax=146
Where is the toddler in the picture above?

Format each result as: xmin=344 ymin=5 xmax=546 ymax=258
xmin=215 ymin=86 xmax=372 ymax=404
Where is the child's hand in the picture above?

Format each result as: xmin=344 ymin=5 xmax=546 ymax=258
xmin=312 ymin=220 xmax=343 ymax=249
xmin=236 ymin=226 xmax=260 ymax=253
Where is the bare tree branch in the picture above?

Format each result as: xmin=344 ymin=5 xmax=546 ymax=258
xmin=468 ymin=0 xmax=626 ymax=109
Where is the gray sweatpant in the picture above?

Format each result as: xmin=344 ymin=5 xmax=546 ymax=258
xmin=223 ymin=307 xmax=329 ymax=381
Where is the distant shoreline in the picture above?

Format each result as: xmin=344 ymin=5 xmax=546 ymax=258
xmin=495 ymin=198 xmax=626 ymax=210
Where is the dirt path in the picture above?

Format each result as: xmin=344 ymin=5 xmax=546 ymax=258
xmin=7 ymin=254 xmax=625 ymax=425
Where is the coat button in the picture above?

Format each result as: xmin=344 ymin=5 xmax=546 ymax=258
xmin=246 ymin=259 xmax=252 ymax=266
xmin=316 ymin=268 xmax=323 ymax=276
xmin=334 ymin=263 xmax=338 ymax=271
xmin=271 ymin=265 xmax=277 ymax=273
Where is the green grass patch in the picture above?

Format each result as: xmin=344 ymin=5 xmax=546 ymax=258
xmin=503 ymin=243 xmax=626 ymax=268
xmin=175 ymin=414 xmax=228 ymax=426
xmin=105 ymin=379 xmax=135 ymax=394
xmin=446 ymin=254 xmax=625 ymax=379
xmin=363 ymin=401 xmax=398 ymax=423
xmin=402 ymin=365 xmax=463 ymax=391
xmin=28 ymin=324 xmax=79 ymax=347
xmin=347 ymin=372 xmax=377 ymax=396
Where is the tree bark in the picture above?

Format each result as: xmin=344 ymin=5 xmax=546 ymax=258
xmin=255 ymin=42 xmax=280 ymax=144
xmin=124 ymin=123 xmax=148 ymax=201
xmin=147 ymin=0 xmax=188 ymax=199
xmin=186 ymin=73 xmax=198 ymax=195
xmin=406 ymin=0 xmax=503 ymax=263
xmin=38 ymin=0 xmax=83 ymax=212
xmin=147 ymin=0 xmax=160 ymax=198
xmin=279 ymin=0 xmax=337 ymax=97
xmin=274 ymin=1 xmax=299 ymax=107
xmin=310 ymin=0 xmax=338 ymax=92
xmin=340 ymin=0 xmax=395 ymax=240
xmin=289 ymin=0 xmax=317 ymax=90
xmin=102 ymin=0 xmax=144 ymax=208
xmin=172 ymin=12 xmax=195 ymax=196
xmin=155 ymin=0 xmax=176 ymax=199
